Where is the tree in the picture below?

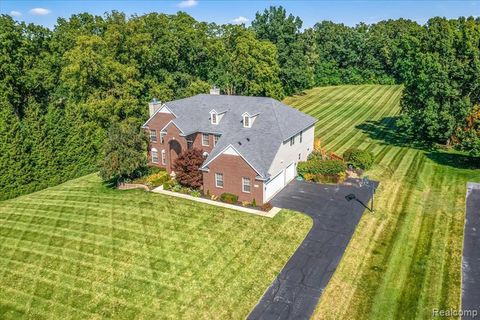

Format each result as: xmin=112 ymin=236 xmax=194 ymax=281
xmin=172 ymin=148 xmax=204 ymax=189
xmin=252 ymin=6 xmax=313 ymax=95
xmin=98 ymin=121 xmax=147 ymax=183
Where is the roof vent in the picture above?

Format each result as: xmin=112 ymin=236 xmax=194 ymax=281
xmin=210 ymin=86 xmax=220 ymax=95
xmin=238 ymin=141 xmax=242 ymax=146
xmin=246 ymin=137 xmax=250 ymax=142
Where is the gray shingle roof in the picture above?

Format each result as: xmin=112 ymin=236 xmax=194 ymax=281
xmin=147 ymin=94 xmax=317 ymax=179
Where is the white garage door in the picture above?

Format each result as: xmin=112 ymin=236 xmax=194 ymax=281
xmin=264 ymin=170 xmax=285 ymax=202
xmin=285 ymin=162 xmax=295 ymax=183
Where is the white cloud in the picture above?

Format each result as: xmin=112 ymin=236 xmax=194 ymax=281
xmin=10 ymin=11 xmax=22 ymax=17
xmin=178 ymin=0 xmax=198 ymax=8
xmin=29 ymin=8 xmax=51 ymax=16
xmin=232 ymin=16 xmax=249 ymax=24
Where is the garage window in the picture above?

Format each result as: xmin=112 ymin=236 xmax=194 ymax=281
xmin=242 ymin=177 xmax=251 ymax=193
xmin=215 ymin=173 xmax=223 ymax=188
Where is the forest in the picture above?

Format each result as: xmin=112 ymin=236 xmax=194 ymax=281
xmin=1 ymin=7 xmax=479 ymax=200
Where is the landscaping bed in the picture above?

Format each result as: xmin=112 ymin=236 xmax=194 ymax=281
xmin=162 ymin=179 xmax=273 ymax=212
xmin=297 ymin=147 xmax=374 ymax=184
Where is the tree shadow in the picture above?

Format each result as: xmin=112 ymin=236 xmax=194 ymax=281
xmin=356 ymin=116 xmax=480 ymax=170
xmin=426 ymin=152 xmax=480 ymax=170
xmin=355 ymin=116 xmax=429 ymax=150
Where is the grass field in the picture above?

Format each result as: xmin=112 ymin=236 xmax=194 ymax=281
xmin=284 ymin=85 xmax=480 ymax=319
xmin=0 ymin=175 xmax=311 ymax=319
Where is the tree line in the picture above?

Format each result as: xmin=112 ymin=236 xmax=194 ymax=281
xmin=0 ymin=7 xmax=479 ymax=200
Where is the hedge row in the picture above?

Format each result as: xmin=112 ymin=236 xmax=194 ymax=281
xmin=297 ymin=159 xmax=347 ymax=176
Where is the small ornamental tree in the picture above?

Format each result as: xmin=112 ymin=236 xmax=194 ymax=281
xmin=173 ymin=148 xmax=204 ymax=189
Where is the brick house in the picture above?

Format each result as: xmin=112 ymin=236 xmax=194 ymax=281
xmin=142 ymin=88 xmax=316 ymax=204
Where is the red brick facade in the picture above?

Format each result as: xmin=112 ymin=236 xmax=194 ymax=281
xmin=146 ymin=111 xmax=264 ymax=204
xmin=202 ymin=154 xmax=264 ymax=204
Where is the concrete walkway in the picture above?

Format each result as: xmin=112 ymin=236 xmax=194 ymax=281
xmin=462 ymin=182 xmax=480 ymax=319
xmin=151 ymin=186 xmax=281 ymax=218
xmin=249 ymin=180 xmax=377 ymax=320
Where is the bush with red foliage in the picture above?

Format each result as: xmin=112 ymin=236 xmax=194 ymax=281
xmin=173 ymin=148 xmax=204 ymax=189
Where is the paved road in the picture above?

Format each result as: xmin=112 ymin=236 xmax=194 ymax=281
xmin=249 ymin=179 xmax=377 ymax=320
xmin=462 ymin=182 xmax=480 ymax=319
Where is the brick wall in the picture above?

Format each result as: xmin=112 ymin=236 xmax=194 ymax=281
xmin=202 ymin=154 xmax=264 ymax=204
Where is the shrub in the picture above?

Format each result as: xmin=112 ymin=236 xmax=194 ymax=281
xmin=307 ymin=150 xmax=325 ymax=161
xmin=261 ymin=202 xmax=273 ymax=212
xmin=171 ymin=184 xmax=182 ymax=192
xmin=252 ymin=198 xmax=257 ymax=207
xmin=241 ymin=201 xmax=251 ymax=207
xmin=220 ymin=193 xmax=238 ymax=204
xmin=297 ymin=159 xmax=347 ymax=176
xmin=162 ymin=179 xmax=176 ymax=190
xmin=313 ymin=174 xmax=340 ymax=184
xmin=191 ymin=190 xmax=201 ymax=197
xmin=303 ymin=173 xmax=315 ymax=181
xmin=145 ymin=171 xmax=170 ymax=187
xmin=343 ymin=148 xmax=374 ymax=170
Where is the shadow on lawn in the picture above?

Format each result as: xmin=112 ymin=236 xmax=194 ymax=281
xmin=356 ymin=116 xmax=480 ymax=170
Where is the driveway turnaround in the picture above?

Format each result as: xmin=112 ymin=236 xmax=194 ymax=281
xmin=249 ymin=179 xmax=378 ymax=320
xmin=462 ymin=182 xmax=480 ymax=319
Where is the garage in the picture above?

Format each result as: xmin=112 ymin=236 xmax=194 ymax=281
xmin=285 ymin=162 xmax=295 ymax=183
xmin=264 ymin=162 xmax=296 ymax=202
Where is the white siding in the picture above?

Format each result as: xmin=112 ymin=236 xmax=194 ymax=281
xmin=267 ymin=125 xmax=315 ymax=178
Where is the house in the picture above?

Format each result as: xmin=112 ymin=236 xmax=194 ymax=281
xmin=142 ymin=88 xmax=317 ymax=204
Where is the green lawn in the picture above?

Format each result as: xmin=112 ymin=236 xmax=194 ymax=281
xmin=0 ymin=175 xmax=311 ymax=319
xmin=284 ymin=85 xmax=480 ymax=319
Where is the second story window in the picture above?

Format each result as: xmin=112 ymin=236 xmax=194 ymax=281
xmin=202 ymin=133 xmax=209 ymax=146
xmin=243 ymin=115 xmax=250 ymax=128
xmin=300 ymin=131 xmax=303 ymax=143
xmin=290 ymin=136 xmax=295 ymax=146
xmin=149 ymin=130 xmax=157 ymax=142
xmin=160 ymin=132 xmax=166 ymax=144
xmin=214 ymin=134 xmax=220 ymax=146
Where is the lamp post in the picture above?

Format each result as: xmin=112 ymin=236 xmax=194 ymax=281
xmin=363 ymin=176 xmax=376 ymax=212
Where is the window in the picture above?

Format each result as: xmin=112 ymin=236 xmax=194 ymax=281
xmin=290 ymin=136 xmax=295 ymax=146
xmin=202 ymin=133 xmax=209 ymax=146
xmin=211 ymin=113 xmax=217 ymax=124
xmin=298 ymin=153 xmax=301 ymax=160
xmin=215 ymin=173 xmax=223 ymax=188
xmin=151 ymin=148 xmax=158 ymax=163
xmin=243 ymin=115 xmax=250 ymax=128
xmin=214 ymin=134 xmax=220 ymax=146
xmin=161 ymin=150 xmax=166 ymax=165
xmin=242 ymin=177 xmax=251 ymax=193
xmin=149 ymin=130 xmax=157 ymax=142
xmin=300 ymin=131 xmax=303 ymax=143
xmin=160 ymin=132 xmax=166 ymax=144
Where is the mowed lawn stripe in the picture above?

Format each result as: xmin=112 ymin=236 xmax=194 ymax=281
xmin=0 ymin=175 xmax=312 ymax=319
xmin=327 ymin=86 xmax=402 ymax=153
xmin=282 ymin=85 xmax=480 ymax=320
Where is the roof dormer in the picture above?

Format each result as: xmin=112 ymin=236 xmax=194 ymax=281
xmin=242 ymin=112 xmax=258 ymax=128
xmin=210 ymin=109 xmax=226 ymax=125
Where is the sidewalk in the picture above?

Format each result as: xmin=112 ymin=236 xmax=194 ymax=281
xmin=151 ymin=186 xmax=281 ymax=218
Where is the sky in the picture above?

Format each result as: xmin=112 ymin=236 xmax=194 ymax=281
xmin=1 ymin=0 xmax=478 ymax=29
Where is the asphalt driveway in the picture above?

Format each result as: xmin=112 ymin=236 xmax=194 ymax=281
xmin=462 ymin=182 xmax=480 ymax=319
xmin=249 ymin=179 xmax=378 ymax=320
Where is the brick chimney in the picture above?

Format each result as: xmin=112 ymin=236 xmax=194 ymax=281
xmin=209 ymin=86 xmax=220 ymax=95
xmin=148 ymin=98 xmax=161 ymax=117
